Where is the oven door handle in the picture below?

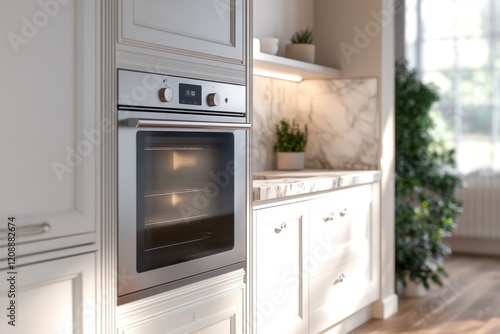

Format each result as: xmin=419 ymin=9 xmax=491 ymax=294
xmin=126 ymin=118 xmax=251 ymax=130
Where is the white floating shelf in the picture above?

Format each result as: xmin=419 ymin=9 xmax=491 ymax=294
xmin=253 ymin=52 xmax=341 ymax=82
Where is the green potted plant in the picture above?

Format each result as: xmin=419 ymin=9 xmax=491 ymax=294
xmin=285 ymin=27 xmax=315 ymax=63
xmin=395 ymin=60 xmax=463 ymax=296
xmin=274 ymin=119 xmax=308 ymax=170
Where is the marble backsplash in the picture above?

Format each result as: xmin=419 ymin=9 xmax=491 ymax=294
xmin=253 ymin=76 xmax=378 ymax=172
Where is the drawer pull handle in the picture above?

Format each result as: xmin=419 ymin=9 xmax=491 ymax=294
xmin=333 ymin=273 xmax=346 ymax=285
xmin=274 ymin=223 xmax=287 ymax=234
xmin=0 ymin=222 xmax=50 ymax=240
xmin=323 ymin=212 xmax=335 ymax=222
xmin=339 ymin=208 xmax=347 ymax=217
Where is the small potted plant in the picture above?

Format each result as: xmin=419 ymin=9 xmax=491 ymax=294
xmin=274 ymin=119 xmax=308 ymax=170
xmin=285 ymin=27 xmax=315 ymax=63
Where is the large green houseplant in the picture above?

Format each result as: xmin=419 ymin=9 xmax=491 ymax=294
xmin=395 ymin=60 xmax=463 ymax=292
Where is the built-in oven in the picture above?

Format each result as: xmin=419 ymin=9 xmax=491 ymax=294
xmin=117 ymin=69 xmax=249 ymax=304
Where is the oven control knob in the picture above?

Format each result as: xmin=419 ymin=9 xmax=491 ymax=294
xmin=159 ymin=87 xmax=173 ymax=103
xmin=207 ymin=93 xmax=221 ymax=107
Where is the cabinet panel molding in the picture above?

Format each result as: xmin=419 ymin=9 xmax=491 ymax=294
xmin=0 ymin=0 xmax=98 ymax=256
xmin=117 ymin=270 xmax=245 ymax=334
xmin=0 ymin=252 xmax=96 ymax=334
xmin=253 ymin=202 xmax=309 ymax=334
xmin=120 ymin=0 xmax=245 ymax=64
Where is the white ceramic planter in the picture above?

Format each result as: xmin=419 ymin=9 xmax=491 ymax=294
xmin=285 ymin=44 xmax=315 ymax=63
xmin=276 ymin=152 xmax=305 ymax=171
xmin=259 ymin=37 xmax=279 ymax=55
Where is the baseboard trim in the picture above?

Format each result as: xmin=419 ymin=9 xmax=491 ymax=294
xmin=445 ymin=237 xmax=500 ymax=256
xmin=323 ymin=306 xmax=372 ymax=334
xmin=371 ymin=293 xmax=399 ymax=319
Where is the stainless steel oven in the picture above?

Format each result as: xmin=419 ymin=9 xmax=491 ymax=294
xmin=117 ymin=69 xmax=248 ymax=304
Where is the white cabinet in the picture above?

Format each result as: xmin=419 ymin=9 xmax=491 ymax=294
xmin=0 ymin=252 xmax=96 ymax=334
xmin=308 ymin=184 xmax=380 ymax=333
xmin=0 ymin=0 xmax=98 ymax=256
xmin=120 ymin=0 xmax=245 ymax=64
xmin=117 ymin=270 xmax=245 ymax=334
xmin=252 ymin=182 xmax=380 ymax=334
xmin=253 ymin=202 xmax=308 ymax=334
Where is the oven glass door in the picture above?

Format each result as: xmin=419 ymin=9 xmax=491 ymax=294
xmin=136 ymin=131 xmax=235 ymax=272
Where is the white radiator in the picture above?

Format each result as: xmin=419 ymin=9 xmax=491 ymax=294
xmin=453 ymin=171 xmax=500 ymax=240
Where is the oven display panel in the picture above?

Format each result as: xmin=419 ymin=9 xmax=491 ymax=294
xmin=179 ymin=83 xmax=202 ymax=105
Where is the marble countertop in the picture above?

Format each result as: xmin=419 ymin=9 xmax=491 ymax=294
xmin=253 ymin=169 xmax=382 ymax=202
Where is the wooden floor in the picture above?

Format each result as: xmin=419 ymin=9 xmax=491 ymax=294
xmin=350 ymin=255 xmax=500 ymax=334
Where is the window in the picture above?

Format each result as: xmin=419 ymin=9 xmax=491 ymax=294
xmin=406 ymin=0 xmax=500 ymax=173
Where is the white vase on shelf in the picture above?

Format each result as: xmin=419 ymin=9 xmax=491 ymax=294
xmin=259 ymin=37 xmax=279 ymax=55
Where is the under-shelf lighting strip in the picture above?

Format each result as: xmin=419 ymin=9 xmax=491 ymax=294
xmin=252 ymin=68 xmax=302 ymax=82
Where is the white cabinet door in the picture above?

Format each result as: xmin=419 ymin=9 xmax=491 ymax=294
xmin=0 ymin=252 xmax=96 ymax=334
xmin=117 ymin=271 xmax=245 ymax=334
xmin=0 ymin=0 xmax=98 ymax=255
xmin=120 ymin=0 xmax=245 ymax=63
xmin=254 ymin=202 xmax=308 ymax=334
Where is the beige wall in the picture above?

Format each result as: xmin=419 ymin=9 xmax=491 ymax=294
xmin=315 ymin=0 xmax=382 ymax=76
xmin=253 ymin=0 xmax=314 ymax=56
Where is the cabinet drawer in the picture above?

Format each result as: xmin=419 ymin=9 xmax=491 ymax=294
xmin=118 ymin=289 xmax=243 ymax=334
xmin=309 ymin=258 xmax=375 ymax=333
xmin=308 ymin=185 xmax=373 ymax=276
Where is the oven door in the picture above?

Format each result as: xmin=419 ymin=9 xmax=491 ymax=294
xmin=118 ymin=119 xmax=248 ymax=303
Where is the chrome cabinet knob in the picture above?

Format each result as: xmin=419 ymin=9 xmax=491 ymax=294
xmin=323 ymin=212 xmax=335 ymax=222
xmin=274 ymin=223 xmax=287 ymax=234
xmin=339 ymin=208 xmax=347 ymax=217
xmin=333 ymin=273 xmax=346 ymax=285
